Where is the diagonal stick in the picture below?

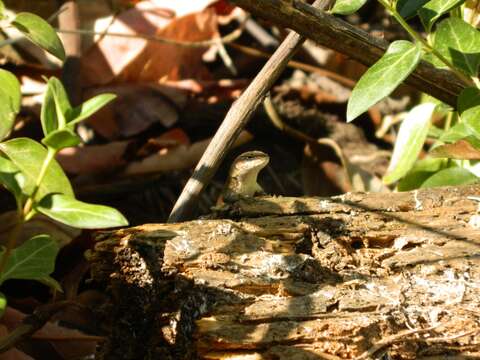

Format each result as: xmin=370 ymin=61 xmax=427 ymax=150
xmin=167 ymin=0 xmax=333 ymax=223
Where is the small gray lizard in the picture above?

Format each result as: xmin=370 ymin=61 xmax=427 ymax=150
xmin=218 ymin=151 xmax=270 ymax=204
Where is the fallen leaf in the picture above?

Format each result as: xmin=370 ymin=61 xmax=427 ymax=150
xmin=430 ymin=139 xmax=480 ymax=160
xmin=56 ymin=141 xmax=129 ymax=174
xmin=83 ymin=84 xmax=187 ymax=139
xmin=123 ymin=130 xmax=253 ymax=175
xmin=81 ymin=0 xmax=219 ymax=86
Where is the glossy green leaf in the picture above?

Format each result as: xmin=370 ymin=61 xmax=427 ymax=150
xmin=42 ymin=129 xmax=81 ymax=150
xmin=421 ymin=166 xmax=478 ymax=188
xmin=67 ymin=93 xmax=116 ymax=126
xmin=396 ymin=0 xmax=430 ymax=18
xmin=347 ymin=40 xmax=422 ymax=122
xmin=457 ymin=87 xmax=480 ymax=114
xmin=383 ymin=103 xmax=435 ymax=184
xmin=11 ymin=13 xmax=65 ymax=61
xmin=41 ymin=77 xmax=71 ymax=136
xmin=419 ymin=0 xmax=466 ymax=31
xmin=37 ymin=276 xmax=63 ymax=292
xmin=0 ymin=235 xmax=59 ymax=284
xmin=0 ymin=138 xmax=73 ymax=200
xmin=0 ymin=69 xmax=21 ymax=141
xmin=0 ymin=292 xmax=6 ymax=318
xmin=397 ymin=158 xmax=446 ymax=191
xmin=461 ymin=103 xmax=480 ymax=140
xmin=439 ymin=122 xmax=472 ymax=143
xmin=0 ymin=156 xmax=24 ymax=201
xmin=433 ymin=18 xmax=480 ymax=76
xmin=331 ymin=0 xmax=367 ymax=15
xmin=37 ymin=193 xmax=128 ymax=229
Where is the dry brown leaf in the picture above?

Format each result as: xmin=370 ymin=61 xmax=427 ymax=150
xmin=56 ymin=141 xmax=129 ymax=175
xmin=1 ymin=307 xmax=97 ymax=360
xmin=123 ymin=130 xmax=253 ymax=175
xmin=80 ymin=0 xmax=219 ymax=87
xmin=430 ymin=140 xmax=480 ymax=160
xmin=83 ymin=84 xmax=187 ymax=139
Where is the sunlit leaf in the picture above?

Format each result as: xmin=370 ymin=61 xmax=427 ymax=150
xmin=433 ymin=18 xmax=480 ymax=76
xmin=331 ymin=0 xmax=367 ymax=15
xmin=397 ymin=158 xmax=447 ymax=191
xmin=41 ymin=77 xmax=71 ymax=136
xmin=439 ymin=123 xmax=472 ymax=143
xmin=430 ymin=137 xmax=480 ymax=159
xmin=0 ymin=138 xmax=73 ymax=200
xmin=383 ymin=103 xmax=435 ymax=184
xmin=419 ymin=0 xmax=466 ymax=31
xmin=12 ymin=13 xmax=65 ymax=61
xmin=67 ymin=93 xmax=116 ymax=126
xmin=461 ymin=103 xmax=480 ymax=140
xmin=42 ymin=129 xmax=81 ymax=150
xmin=0 ymin=235 xmax=59 ymax=284
xmin=0 ymin=69 xmax=20 ymax=141
xmin=0 ymin=156 xmax=24 ymax=202
xmin=421 ymin=166 xmax=478 ymax=188
xmin=0 ymin=292 xmax=6 ymax=318
xmin=347 ymin=40 xmax=422 ymax=122
xmin=37 ymin=193 xmax=128 ymax=229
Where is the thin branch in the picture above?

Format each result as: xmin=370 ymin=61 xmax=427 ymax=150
xmin=167 ymin=0 xmax=334 ymax=222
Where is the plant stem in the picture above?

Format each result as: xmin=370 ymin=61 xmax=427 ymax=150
xmin=22 ymin=147 xmax=56 ymax=217
xmin=0 ymin=147 xmax=57 ymax=275
xmin=378 ymin=0 xmax=474 ymax=87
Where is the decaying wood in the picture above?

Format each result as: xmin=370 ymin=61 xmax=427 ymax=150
xmin=87 ymin=185 xmax=480 ymax=359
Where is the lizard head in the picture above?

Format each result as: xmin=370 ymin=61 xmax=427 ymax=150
xmin=230 ymin=151 xmax=270 ymax=178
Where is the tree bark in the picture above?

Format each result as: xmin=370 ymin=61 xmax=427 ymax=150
xmin=229 ymin=0 xmax=464 ymax=107
xmin=87 ymin=184 xmax=480 ymax=359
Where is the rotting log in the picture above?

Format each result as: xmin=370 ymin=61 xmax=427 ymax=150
xmin=87 ymin=185 xmax=480 ymax=359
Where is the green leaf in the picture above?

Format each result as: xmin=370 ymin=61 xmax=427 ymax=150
xmin=433 ymin=18 xmax=480 ymax=76
xmin=331 ymin=0 xmax=367 ymax=15
xmin=457 ymin=87 xmax=480 ymax=114
xmin=439 ymin=122 xmax=472 ymax=143
xmin=67 ymin=93 xmax=116 ymax=126
xmin=11 ymin=13 xmax=65 ymax=61
xmin=0 ymin=292 xmax=6 ymax=318
xmin=0 ymin=138 xmax=73 ymax=200
xmin=0 ymin=69 xmax=21 ymax=141
xmin=0 ymin=235 xmax=59 ymax=284
xmin=420 ymin=166 xmax=478 ymax=188
xmin=0 ymin=156 xmax=24 ymax=201
xmin=42 ymin=129 xmax=81 ymax=150
xmin=41 ymin=77 xmax=71 ymax=136
xmin=397 ymin=0 xmax=430 ymax=18
xmin=37 ymin=276 xmax=63 ymax=292
xmin=383 ymin=103 xmax=435 ymax=184
xmin=37 ymin=193 xmax=128 ymax=229
xmin=461 ymin=103 xmax=480 ymax=140
xmin=397 ymin=158 xmax=447 ymax=191
xmin=0 ymin=1 xmax=5 ymax=19
xmin=347 ymin=40 xmax=422 ymax=122
xmin=419 ymin=0 xmax=466 ymax=31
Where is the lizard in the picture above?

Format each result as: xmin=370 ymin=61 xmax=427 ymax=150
xmin=218 ymin=151 xmax=270 ymax=205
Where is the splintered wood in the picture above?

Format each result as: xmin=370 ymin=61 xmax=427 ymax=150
xmin=88 ymin=185 xmax=480 ymax=359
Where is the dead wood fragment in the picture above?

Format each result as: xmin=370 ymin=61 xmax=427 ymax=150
xmin=87 ymin=184 xmax=480 ymax=359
